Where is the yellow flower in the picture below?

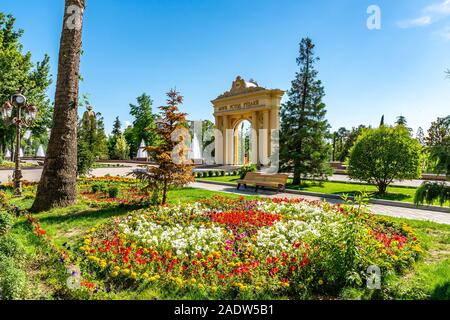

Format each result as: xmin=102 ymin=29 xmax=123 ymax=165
xmin=191 ymin=278 xmax=197 ymax=284
xmin=142 ymin=273 xmax=149 ymax=279
xmin=114 ymin=266 xmax=121 ymax=271
xmin=198 ymin=284 xmax=205 ymax=289
xmin=111 ymin=271 xmax=119 ymax=277
xmin=131 ymin=272 xmax=138 ymax=279
xmin=211 ymin=286 xmax=218 ymax=292
xmin=318 ymin=280 xmax=324 ymax=285
xmin=121 ymin=268 xmax=130 ymax=275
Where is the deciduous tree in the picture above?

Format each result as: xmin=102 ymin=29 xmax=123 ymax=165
xmin=348 ymin=126 xmax=422 ymax=194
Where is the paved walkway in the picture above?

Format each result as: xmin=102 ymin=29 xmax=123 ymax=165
xmin=2 ymin=165 xmax=449 ymax=225
xmin=191 ymin=182 xmax=450 ymax=225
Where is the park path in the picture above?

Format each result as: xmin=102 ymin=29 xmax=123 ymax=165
xmin=191 ymin=182 xmax=450 ymax=226
xmin=2 ymin=165 xmax=449 ymax=225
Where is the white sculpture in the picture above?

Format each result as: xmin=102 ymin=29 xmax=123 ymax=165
xmin=136 ymin=139 xmax=148 ymax=159
xmin=36 ymin=145 xmax=46 ymax=157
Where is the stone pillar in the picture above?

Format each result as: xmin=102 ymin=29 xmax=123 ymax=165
xmin=261 ymin=110 xmax=270 ymax=165
xmin=251 ymin=111 xmax=259 ymax=165
xmin=222 ymin=115 xmax=229 ymax=165
xmin=214 ymin=116 xmax=223 ymax=164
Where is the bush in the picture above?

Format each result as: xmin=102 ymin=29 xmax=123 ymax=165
xmin=0 ymin=257 xmax=27 ymax=300
xmin=91 ymin=184 xmax=102 ymax=194
xmin=0 ymin=212 xmax=15 ymax=237
xmin=108 ymin=187 xmax=120 ymax=199
xmin=202 ymin=172 xmax=208 ymax=178
xmin=208 ymin=171 xmax=214 ymax=177
xmin=220 ymin=171 xmax=225 ymax=177
xmin=238 ymin=164 xmax=258 ymax=179
xmin=0 ymin=235 xmax=25 ymax=259
xmin=415 ymin=182 xmax=450 ymax=207
xmin=348 ymin=126 xmax=422 ymax=194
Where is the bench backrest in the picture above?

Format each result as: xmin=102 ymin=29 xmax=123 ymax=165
xmin=243 ymin=172 xmax=289 ymax=184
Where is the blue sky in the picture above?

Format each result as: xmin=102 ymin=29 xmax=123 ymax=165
xmin=2 ymin=0 xmax=450 ymax=134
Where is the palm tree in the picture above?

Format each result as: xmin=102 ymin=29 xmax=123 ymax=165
xmin=31 ymin=0 xmax=85 ymax=212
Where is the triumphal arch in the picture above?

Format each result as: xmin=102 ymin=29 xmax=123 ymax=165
xmin=212 ymin=76 xmax=285 ymax=165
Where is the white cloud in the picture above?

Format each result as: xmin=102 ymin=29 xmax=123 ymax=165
xmin=398 ymin=1 xmax=450 ymax=29
xmin=397 ymin=16 xmax=432 ymax=28
xmin=425 ymin=0 xmax=450 ymax=15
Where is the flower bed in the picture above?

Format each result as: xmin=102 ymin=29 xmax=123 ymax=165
xmin=80 ymin=196 xmax=421 ymax=298
xmin=77 ymin=177 xmax=149 ymax=207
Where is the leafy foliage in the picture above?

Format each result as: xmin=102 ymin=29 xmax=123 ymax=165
xmin=238 ymin=164 xmax=257 ymax=179
xmin=348 ymin=126 xmax=422 ymax=194
xmin=280 ymin=38 xmax=332 ymax=184
xmin=0 ymin=12 xmax=52 ymax=156
xmin=414 ymin=182 xmax=450 ymax=207
xmin=126 ymin=94 xmax=159 ymax=158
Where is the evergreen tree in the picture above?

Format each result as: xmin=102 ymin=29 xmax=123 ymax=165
xmin=280 ymin=38 xmax=331 ymax=185
xmin=380 ymin=115 xmax=385 ymax=127
xmin=77 ymin=106 xmax=97 ymax=176
xmin=396 ymin=115 xmax=407 ymax=126
xmin=111 ymin=116 xmax=122 ymax=136
xmin=108 ymin=116 xmax=123 ymax=159
xmin=95 ymin=113 xmax=109 ymax=160
xmin=132 ymin=90 xmax=194 ymax=205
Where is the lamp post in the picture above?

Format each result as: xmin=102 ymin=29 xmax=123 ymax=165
xmin=1 ymin=94 xmax=38 ymax=196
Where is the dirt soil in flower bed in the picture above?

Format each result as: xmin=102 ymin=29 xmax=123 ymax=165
xmin=75 ymin=196 xmax=421 ymax=300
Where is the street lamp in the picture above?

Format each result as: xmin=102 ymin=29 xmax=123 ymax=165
xmin=1 ymin=93 xmax=38 ymax=196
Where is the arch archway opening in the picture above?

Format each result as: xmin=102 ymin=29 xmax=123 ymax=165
xmin=234 ymin=120 xmax=252 ymax=165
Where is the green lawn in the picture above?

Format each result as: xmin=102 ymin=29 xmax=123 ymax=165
xmin=198 ymin=176 xmax=419 ymax=203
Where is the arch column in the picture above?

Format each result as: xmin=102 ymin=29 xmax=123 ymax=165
xmin=251 ymin=111 xmax=259 ymax=165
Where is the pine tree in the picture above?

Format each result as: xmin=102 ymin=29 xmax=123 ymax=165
xmin=380 ymin=115 xmax=385 ymax=127
xmin=108 ymin=116 xmax=123 ymax=159
xmin=95 ymin=113 xmax=109 ymax=159
xmin=280 ymin=38 xmax=331 ymax=185
xmin=111 ymin=116 xmax=122 ymax=136
xmin=132 ymin=90 xmax=194 ymax=204
xmin=77 ymin=106 xmax=97 ymax=176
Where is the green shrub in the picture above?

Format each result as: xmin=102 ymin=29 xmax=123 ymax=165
xmin=91 ymin=184 xmax=102 ymax=194
xmin=0 ymin=212 xmax=15 ymax=237
xmin=0 ymin=235 xmax=25 ymax=259
xmin=0 ymin=257 xmax=27 ymax=300
xmin=202 ymin=172 xmax=208 ymax=178
xmin=108 ymin=187 xmax=120 ymax=199
xmin=208 ymin=171 xmax=214 ymax=177
xmin=220 ymin=171 xmax=225 ymax=177
xmin=238 ymin=164 xmax=257 ymax=179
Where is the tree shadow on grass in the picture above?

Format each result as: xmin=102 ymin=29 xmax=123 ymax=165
xmin=431 ymin=281 xmax=450 ymax=300
xmin=36 ymin=205 xmax=145 ymax=227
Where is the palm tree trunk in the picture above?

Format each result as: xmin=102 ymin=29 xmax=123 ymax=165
xmin=31 ymin=0 xmax=85 ymax=212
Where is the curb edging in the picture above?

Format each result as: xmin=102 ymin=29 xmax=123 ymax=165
xmin=196 ymin=179 xmax=450 ymax=214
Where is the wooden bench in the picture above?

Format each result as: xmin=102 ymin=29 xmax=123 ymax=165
xmin=237 ymin=172 xmax=289 ymax=192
